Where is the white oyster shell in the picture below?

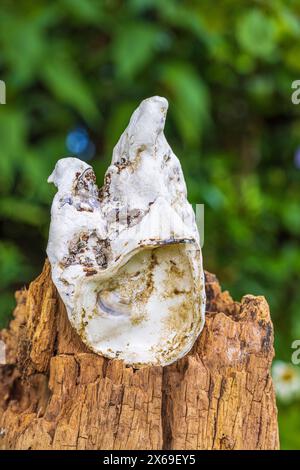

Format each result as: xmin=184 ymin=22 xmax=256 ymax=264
xmin=47 ymin=96 xmax=206 ymax=367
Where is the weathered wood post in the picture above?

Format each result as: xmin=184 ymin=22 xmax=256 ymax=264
xmin=0 ymin=261 xmax=279 ymax=450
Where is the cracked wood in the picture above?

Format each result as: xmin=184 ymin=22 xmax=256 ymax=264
xmin=0 ymin=261 xmax=279 ymax=449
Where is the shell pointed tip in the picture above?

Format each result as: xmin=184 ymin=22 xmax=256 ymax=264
xmin=47 ymin=173 xmax=54 ymax=184
xmin=148 ymin=95 xmax=168 ymax=109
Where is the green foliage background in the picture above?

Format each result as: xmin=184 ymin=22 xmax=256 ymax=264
xmin=0 ymin=0 xmax=300 ymax=449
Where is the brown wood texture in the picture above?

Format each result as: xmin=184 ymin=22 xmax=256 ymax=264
xmin=0 ymin=260 xmax=279 ymax=450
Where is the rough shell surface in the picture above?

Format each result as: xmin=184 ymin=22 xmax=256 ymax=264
xmin=47 ymin=96 xmax=206 ymax=367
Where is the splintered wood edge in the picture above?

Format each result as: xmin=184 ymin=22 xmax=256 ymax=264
xmin=0 ymin=260 xmax=279 ymax=450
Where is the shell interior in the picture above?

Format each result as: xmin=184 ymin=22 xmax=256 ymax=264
xmin=73 ymin=243 xmax=202 ymax=366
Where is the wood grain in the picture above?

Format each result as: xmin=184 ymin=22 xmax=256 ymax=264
xmin=0 ymin=260 xmax=279 ymax=449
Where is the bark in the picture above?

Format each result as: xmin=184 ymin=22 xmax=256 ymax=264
xmin=0 ymin=260 xmax=279 ymax=450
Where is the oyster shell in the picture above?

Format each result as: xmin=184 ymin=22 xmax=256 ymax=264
xmin=47 ymin=96 xmax=205 ymax=367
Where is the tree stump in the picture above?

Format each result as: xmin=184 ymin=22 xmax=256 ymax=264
xmin=0 ymin=260 xmax=279 ymax=450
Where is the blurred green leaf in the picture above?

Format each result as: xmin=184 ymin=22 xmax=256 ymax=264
xmin=0 ymin=15 xmax=46 ymax=86
xmin=159 ymin=62 xmax=209 ymax=145
xmin=0 ymin=198 xmax=47 ymax=226
xmin=0 ymin=109 xmax=27 ymax=191
xmin=236 ymin=10 xmax=278 ymax=60
xmin=60 ymin=0 xmax=104 ymax=23
xmin=113 ymin=23 xmax=162 ymax=79
xmin=42 ymin=56 xmax=99 ymax=122
xmin=278 ymin=402 xmax=300 ymax=449
xmin=0 ymin=292 xmax=16 ymax=329
xmin=282 ymin=201 xmax=300 ymax=235
xmin=0 ymin=241 xmax=27 ymax=289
